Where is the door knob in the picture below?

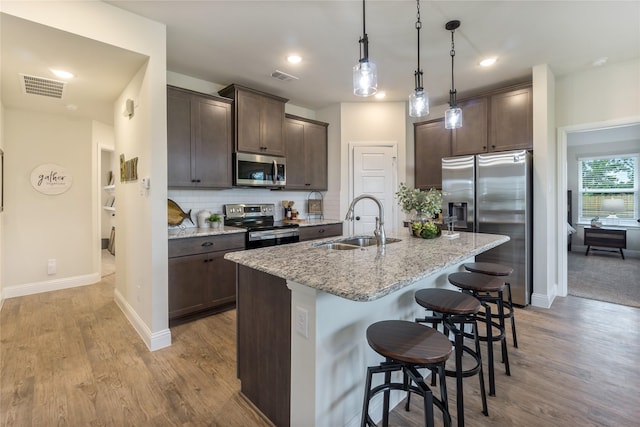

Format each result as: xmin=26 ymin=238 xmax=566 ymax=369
xmin=355 ymin=216 xmax=361 ymax=221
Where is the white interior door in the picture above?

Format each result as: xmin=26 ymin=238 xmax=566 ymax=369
xmin=350 ymin=144 xmax=397 ymax=235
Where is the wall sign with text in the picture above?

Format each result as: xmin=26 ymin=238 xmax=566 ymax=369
xmin=30 ymin=163 xmax=73 ymax=195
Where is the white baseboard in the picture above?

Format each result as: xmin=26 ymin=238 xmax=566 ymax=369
xmin=113 ymin=288 xmax=172 ymax=351
xmin=531 ymin=291 xmax=555 ymax=308
xmin=2 ymin=272 xmax=101 ymax=299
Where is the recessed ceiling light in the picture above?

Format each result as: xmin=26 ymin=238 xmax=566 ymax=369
xmin=287 ymin=55 xmax=302 ymax=64
xmin=51 ymin=69 xmax=74 ymax=79
xmin=591 ymin=57 xmax=608 ymax=67
xmin=479 ymin=57 xmax=497 ymax=67
xmin=374 ymin=92 xmax=386 ymax=100
xmin=66 ymin=104 xmax=78 ymax=111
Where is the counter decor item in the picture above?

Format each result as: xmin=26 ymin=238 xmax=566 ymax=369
xmin=395 ymin=183 xmax=442 ymax=238
xmin=208 ymin=213 xmax=222 ymax=228
xmin=196 ymin=210 xmax=212 ymax=228
xmin=168 ymin=199 xmax=193 ymax=226
xmin=590 ymin=216 xmax=602 ymax=228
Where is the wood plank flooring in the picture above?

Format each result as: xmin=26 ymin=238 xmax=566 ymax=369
xmin=2 ymin=274 xmax=639 ymax=426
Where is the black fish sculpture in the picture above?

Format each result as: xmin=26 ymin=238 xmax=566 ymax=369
xmin=168 ymin=199 xmax=193 ymax=226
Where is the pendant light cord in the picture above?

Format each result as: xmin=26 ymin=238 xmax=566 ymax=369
xmin=414 ymin=0 xmax=423 ymax=91
xmin=449 ymin=26 xmax=457 ymax=106
xmin=360 ymin=0 xmax=369 ymax=62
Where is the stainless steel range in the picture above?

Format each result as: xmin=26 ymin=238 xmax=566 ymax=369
xmin=224 ymin=203 xmax=300 ymax=249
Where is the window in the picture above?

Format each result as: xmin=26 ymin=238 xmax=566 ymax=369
xmin=578 ymin=154 xmax=638 ymax=225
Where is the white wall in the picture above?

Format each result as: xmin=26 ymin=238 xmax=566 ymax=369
xmin=531 ymin=64 xmax=557 ymax=308
xmin=2 ymin=1 xmax=169 ymax=350
xmin=339 ymin=102 xmax=407 ymax=230
xmin=3 ymin=110 xmax=96 ymax=291
xmin=556 ymin=58 xmax=640 ymax=128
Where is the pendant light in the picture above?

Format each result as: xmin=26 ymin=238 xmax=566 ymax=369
xmin=445 ymin=20 xmax=462 ymax=129
xmin=408 ymin=0 xmax=429 ymax=117
xmin=353 ymin=0 xmax=377 ymax=97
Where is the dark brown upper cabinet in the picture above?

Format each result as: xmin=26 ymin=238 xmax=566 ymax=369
xmin=167 ymin=86 xmax=233 ymax=188
xmin=219 ymin=84 xmax=288 ymax=156
xmin=414 ymin=118 xmax=451 ymax=190
xmin=285 ymin=114 xmax=329 ymax=191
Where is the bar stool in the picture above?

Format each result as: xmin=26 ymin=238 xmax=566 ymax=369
xmin=464 ymin=262 xmax=518 ymax=348
xmin=414 ymin=288 xmax=488 ymax=427
xmin=362 ymin=320 xmax=452 ymax=427
xmin=447 ymin=272 xmax=511 ymax=397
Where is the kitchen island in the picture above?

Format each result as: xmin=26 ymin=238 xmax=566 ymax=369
xmin=225 ymin=231 xmax=509 ymax=427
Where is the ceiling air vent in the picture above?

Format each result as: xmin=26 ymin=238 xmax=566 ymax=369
xmin=270 ymin=70 xmax=299 ymax=82
xmin=20 ymin=73 xmax=66 ymax=99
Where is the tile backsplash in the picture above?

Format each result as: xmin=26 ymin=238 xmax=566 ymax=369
xmin=168 ymin=188 xmax=339 ymax=228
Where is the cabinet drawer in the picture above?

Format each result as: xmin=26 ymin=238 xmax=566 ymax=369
xmin=169 ymin=233 xmax=245 ymax=257
xmin=299 ymin=223 xmax=343 ymax=241
xmin=584 ymin=228 xmax=626 ymax=249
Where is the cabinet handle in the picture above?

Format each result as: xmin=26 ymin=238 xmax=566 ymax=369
xmin=202 ymin=242 xmax=214 ymax=247
xmin=318 ymin=229 xmax=325 ymax=233
xmin=491 ymin=145 xmax=496 ymax=149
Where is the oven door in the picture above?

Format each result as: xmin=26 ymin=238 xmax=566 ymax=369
xmin=247 ymin=228 xmax=299 ymax=249
xmin=235 ymin=152 xmax=286 ymax=187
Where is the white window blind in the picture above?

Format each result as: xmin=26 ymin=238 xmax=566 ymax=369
xmin=578 ymin=154 xmax=638 ymax=224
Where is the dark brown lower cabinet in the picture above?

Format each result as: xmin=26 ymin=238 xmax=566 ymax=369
xmin=298 ymin=223 xmax=343 ymax=241
xmin=168 ymin=233 xmax=244 ymax=324
xmin=237 ymin=265 xmax=291 ymax=427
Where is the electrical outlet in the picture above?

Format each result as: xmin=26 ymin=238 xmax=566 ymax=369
xmin=47 ymin=259 xmax=56 ymax=275
xmin=295 ymin=306 xmax=309 ymax=338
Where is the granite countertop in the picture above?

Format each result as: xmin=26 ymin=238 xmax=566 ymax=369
xmin=168 ymin=225 xmax=246 ymax=240
xmin=168 ymin=219 xmax=342 ymax=240
xmin=224 ymin=232 xmax=509 ymax=302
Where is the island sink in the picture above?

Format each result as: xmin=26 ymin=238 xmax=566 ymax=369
xmin=315 ymin=236 xmax=402 ymax=250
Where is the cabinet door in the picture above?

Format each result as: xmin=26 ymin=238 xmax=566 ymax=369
xmin=236 ymin=90 xmax=263 ymax=154
xmin=414 ymin=119 xmax=451 ymax=190
xmin=193 ymin=96 xmax=232 ymax=187
xmin=284 ymin=119 xmax=306 ymax=189
xmin=207 ymin=252 xmax=238 ymax=307
xmin=305 ymin=122 xmax=328 ymax=190
xmin=168 ymin=253 xmax=208 ymax=319
xmin=490 ymin=87 xmax=533 ymax=152
xmin=451 ymin=97 xmax=488 ymax=156
xmin=167 ymin=88 xmax=194 ymax=187
xmin=298 ymin=223 xmax=343 ymax=241
xmin=261 ymin=96 xmax=285 ymax=156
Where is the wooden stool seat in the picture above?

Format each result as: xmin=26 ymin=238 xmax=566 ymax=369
xmin=415 ymin=288 xmax=481 ymax=315
xmin=367 ymin=320 xmax=452 ymax=365
xmin=448 ymin=272 xmax=505 ymax=293
xmin=362 ymin=320 xmax=452 ymax=427
xmin=464 ymin=262 xmax=513 ymax=276
xmin=414 ymin=288 xmax=488 ymax=426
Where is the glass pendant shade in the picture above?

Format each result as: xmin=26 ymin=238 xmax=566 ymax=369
xmin=409 ymin=89 xmax=429 ymax=117
xmin=353 ymin=60 xmax=378 ymax=97
xmin=445 ymin=107 xmax=463 ymax=129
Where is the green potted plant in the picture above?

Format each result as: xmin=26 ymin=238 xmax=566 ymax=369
xmin=395 ymin=183 xmax=443 ymax=238
xmin=208 ymin=213 xmax=222 ymax=228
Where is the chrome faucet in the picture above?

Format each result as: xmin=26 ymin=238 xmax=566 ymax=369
xmin=345 ymin=194 xmax=386 ymax=247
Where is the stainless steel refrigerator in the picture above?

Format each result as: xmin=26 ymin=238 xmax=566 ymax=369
xmin=442 ymin=150 xmax=532 ymax=305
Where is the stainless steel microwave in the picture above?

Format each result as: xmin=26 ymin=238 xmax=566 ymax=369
xmin=234 ymin=152 xmax=286 ymax=187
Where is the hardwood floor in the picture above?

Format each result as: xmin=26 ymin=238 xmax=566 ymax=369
xmin=2 ymin=275 xmax=639 ymax=426
xmin=0 ymin=275 xmax=270 ymax=427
